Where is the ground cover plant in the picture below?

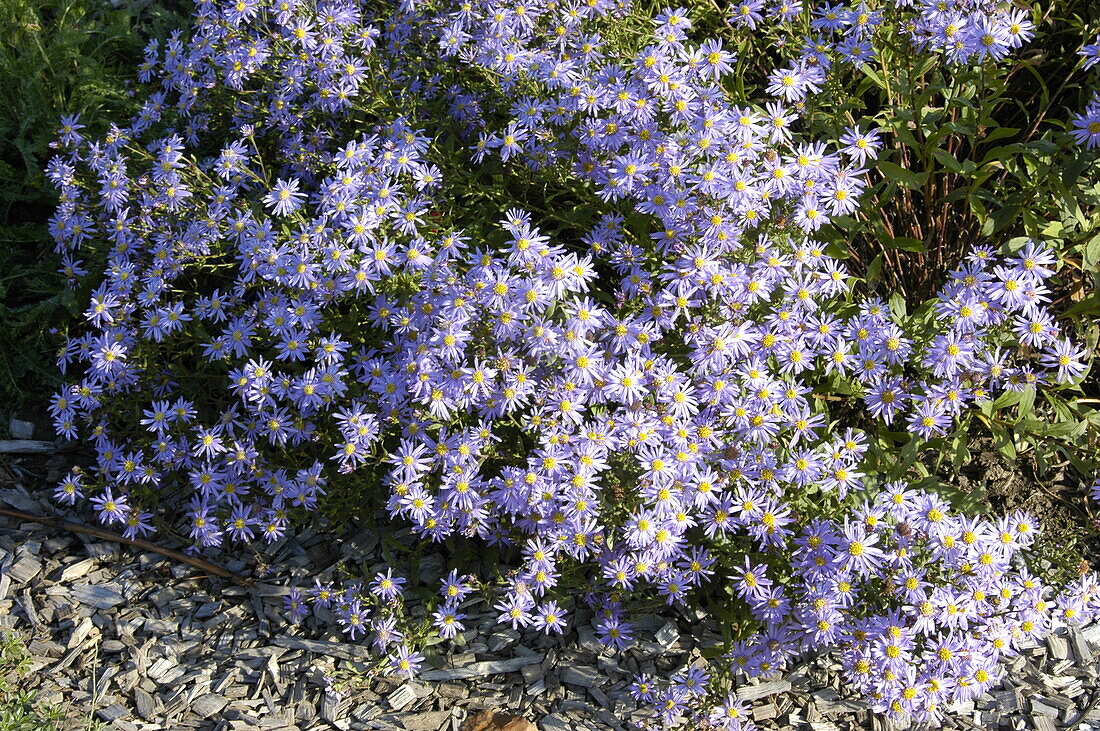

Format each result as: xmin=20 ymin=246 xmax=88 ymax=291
xmin=0 ymin=629 xmax=67 ymax=731
xmin=38 ymin=0 xmax=1100 ymax=727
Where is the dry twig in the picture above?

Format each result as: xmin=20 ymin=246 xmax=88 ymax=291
xmin=0 ymin=506 xmax=249 ymax=584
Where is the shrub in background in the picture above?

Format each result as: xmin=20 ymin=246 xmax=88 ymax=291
xmin=44 ymin=0 xmax=1100 ymax=727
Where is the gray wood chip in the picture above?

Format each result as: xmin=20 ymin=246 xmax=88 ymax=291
xmin=70 ymin=583 xmax=125 ymax=609
xmin=7 ymin=555 xmax=42 ymax=584
xmin=1069 ymin=627 xmax=1095 ymax=666
xmin=1031 ymin=715 xmax=1058 ymax=731
xmin=321 ymin=692 xmax=342 ymax=724
xmin=540 ymin=714 xmax=571 ymax=731
xmin=0 ymin=487 xmax=43 ymax=513
xmin=417 ymin=654 xmax=543 ymax=681
xmin=8 ymin=417 xmax=34 ymax=440
xmin=191 ymin=692 xmax=228 ymax=718
xmin=737 ymin=680 xmax=792 ymax=701
xmin=560 ymin=666 xmax=601 ymax=688
xmin=272 ymin=635 xmax=374 ymax=662
xmin=143 ymin=618 xmax=179 ymax=634
xmin=134 ymin=688 xmax=156 ymax=720
xmin=95 ymin=703 xmax=131 ymax=722
xmin=67 ymin=616 xmax=95 ymax=650
xmin=487 ymin=628 xmax=520 ymax=652
xmin=993 ymin=689 xmax=1020 ymax=712
xmin=1030 ymin=699 xmax=1058 ymax=717
xmin=59 ymin=557 xmax=98 ymax=582
xmin=18 ymin=589 xmax=45 ymax=631
xmin=387 ymin=684 xmax=417 ymax=711
xmin=402 ymin=710 xmax=449 ymax=731
xmin=28 ymin=638 xmax=64 ymax=658
xmin=1046 ymin=634 xmax=1069 ymax=661
xmin=654 ymin=621 xmax=678 ymax=648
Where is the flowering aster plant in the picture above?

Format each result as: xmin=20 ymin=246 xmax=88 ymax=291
xmin=46 ymin=0 xmax=1098 ymax=727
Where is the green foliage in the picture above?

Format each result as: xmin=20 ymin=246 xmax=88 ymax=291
xmin=820 ymin=2 xmax=1100 ymax=521
xmin=0 ymin=630 xmax=65 ymax=731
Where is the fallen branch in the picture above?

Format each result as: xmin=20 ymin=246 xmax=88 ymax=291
xmin=0 ymin=506 xmax=249 ymax=584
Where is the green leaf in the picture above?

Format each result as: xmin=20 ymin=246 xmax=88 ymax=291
xmin=989 ymin=422 xmax=1017 ymax=462
xmin=991 ymin=388 xmax=1026 ymax=411
xmin=1037 ymin=420 xmax=1087 ymax=438
xmin=888 ymin=291 xmax=907 ymax=319
xmin=866 ymin=253 xmax=883 ymax=284
xmin=983 ymin=204 xmax=1018 ymax=235
xmin=932 ymin=148 xmax=963 ymax=174
xmin=877 ymin=160 xmax=928 ymax=190
xmin=980 ymin=126 xmax=1019 ymax=144
xmin=860 ymin=63 xmax=887 ymax=91
xmin=1015 ymin=386 xmax=1035 ymax=422
xmin=979 ymin=144 xmax=1022 ymax=167
xmin=952 ymin=429 xmax=971 ymax=469
xmin=1063 ymin=293 xmax=1100 ymax=317
xmin=1083 ymin=233 xmax=1100 ymax=270
xmin=885 ymin=236 xmax=926 ymax=252
xmin=899 ymin=434 xmax=924 ymax=473
xmin=1040 ymin=220 xmax=1064 ymax=238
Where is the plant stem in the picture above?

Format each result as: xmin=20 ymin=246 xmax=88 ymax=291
xmin=0 ymin=507 xmax=248 ymax=584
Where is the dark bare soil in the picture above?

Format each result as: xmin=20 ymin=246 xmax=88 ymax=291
xmin=954 ymin=443 xmax=1100 ymax=586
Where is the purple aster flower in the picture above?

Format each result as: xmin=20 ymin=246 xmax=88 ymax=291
xmin=54 ymin=471 xmax=85 ymax=505
xmin=1039 ymin=338 xmax=1089 ymax=383
xmin=432 ymin=603 xmax=467 ymax=639
xmin=710 ymin=694 xmax=751 ymax=728
xmin=122 ymin=510 xmax=155 ymax=539
xmin=629 ymin=673 xmax=657 ymax=703
xmin=389 ymin=644 xmax=424 ymax=680
xmin=835 ymin=520 xmax=886 ymax=577
xmin=1069 ymin=100 xmax=1095 ymax=147
xmin=440 ymin=569 xmax=475 ymax=602
xmin=595 ymin=615 xmax=634 ymax=651
xmin=284 ymin=588 xmax=309 ymax=624
xmin=494 ymin=594 xmax=533 ymax=630
xmin=90 ymin=488 xmax=129 ymax=525
xmin=310 ymin=580 xmax=337 ymax=609
xmin=371 ymin=569 xmax=406 ymax=601
xmin=655 ymin=686 xmax=690 ymax=724
xmin=1081 ymin=33 xmax=1100 ymax=70
xmin=672 ymin=666 xmax=709 ymax=697
xmin=731 ymin=556 xmax=772 ymax=602
xmin=531 ymin=600 xmax=567 ymax=634
xmin=730 ymin=0 xmax=765 ymax=29
xmin=838 ymin=125 xmax=881 ymax=165
xmin=264 ymin=178 xmax=305 ymax=216
xmin=338 ymin=598 xmax=370 ymax=641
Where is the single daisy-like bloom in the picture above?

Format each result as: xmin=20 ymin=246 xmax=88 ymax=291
xmin=263 ymin=177 xmax=305 ymax=216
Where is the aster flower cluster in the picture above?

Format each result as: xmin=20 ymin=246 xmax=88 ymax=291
xmin=629 ymin=482 xmax=1100 ymax=727
xmin=45 ymin=0 xmax=1095 ymax=727
xmin=292 ymin=573 xmax=425 ymax=681
xmin=904 ymin=0 xmax=1034 ymax=63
